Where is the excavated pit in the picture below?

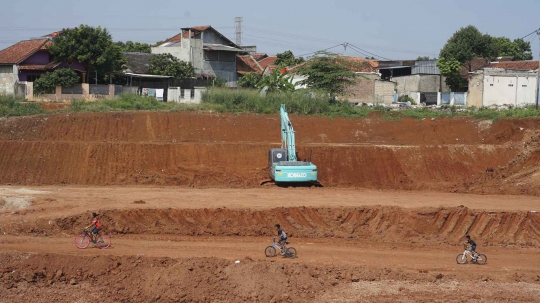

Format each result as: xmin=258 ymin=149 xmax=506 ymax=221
xmin=1 ymin=111 xmax=539 ymax=193
xmin=2 ymin=112 xmax=540 ymax=302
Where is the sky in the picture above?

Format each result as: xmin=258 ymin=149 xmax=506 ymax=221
xmin=1 ymin=0 xmax=539 ymax=60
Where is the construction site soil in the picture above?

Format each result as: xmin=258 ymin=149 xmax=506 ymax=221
xmin=1 ymin=111 xmax=540 ymax=302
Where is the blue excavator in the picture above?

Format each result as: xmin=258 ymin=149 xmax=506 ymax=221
xmin=266 ymin=104 xmax=318 ymax=183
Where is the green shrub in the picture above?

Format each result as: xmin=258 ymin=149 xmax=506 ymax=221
xmin=0 ymin=95 xmax=46 ymax=117
xmin=34 ymin=68 xmax=79 ymax=95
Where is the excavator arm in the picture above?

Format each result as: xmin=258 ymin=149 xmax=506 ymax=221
xmin=280 ymin=104 xmax=297 ymax=161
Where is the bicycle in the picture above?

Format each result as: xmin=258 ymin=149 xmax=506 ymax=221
xmin=74 ymin=229 xmax=111 ymax=249
xmin=456 ymin=244 xmax=487 ymax=265
xmin=264 ymin=236 xmax=297 ymax=258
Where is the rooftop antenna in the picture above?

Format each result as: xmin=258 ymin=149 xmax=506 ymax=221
xmin=235 ymin=17 xmax=243 ymax=46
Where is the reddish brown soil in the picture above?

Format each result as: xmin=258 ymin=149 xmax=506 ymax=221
xmin=2 ymin=112 xmax=540 ymax=302
xmin=1 ymin=112 xmax=539 ymax=192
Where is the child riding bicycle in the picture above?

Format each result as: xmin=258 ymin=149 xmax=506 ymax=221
xmin=85 ymin=212 xmax=102 ymax=243
xmin=464 ymin=235 xmax=478 ymax=259
xmin=275 ymin=224 xmax=287 ymax=255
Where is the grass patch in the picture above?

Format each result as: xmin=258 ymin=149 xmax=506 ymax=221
xmin=69 ymin=94 xmax=169 ymax=112
xmin=3 ymin=89 xmax=540 ymax=121
xmin=0 ymin=95 xmax=46 ymax=117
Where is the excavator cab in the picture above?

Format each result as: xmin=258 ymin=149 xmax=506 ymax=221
xmin=268 ymin=148 xmax=317 ymax=183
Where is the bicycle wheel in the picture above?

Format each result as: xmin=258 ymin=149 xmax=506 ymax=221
xmin=456 ymin=254 xmax=468 ymax=264
xmin=265 ymin=246 xmax=277 ymax=257
xmin=74 ymin=234 xmax=90 ymax=249
xmin=95 ymin=235 xmax=111 ymax=249
xmin=285 ymin=247 xmax=297 ymax=258
xmin=475 ymin=254 xmax=487 ymax=265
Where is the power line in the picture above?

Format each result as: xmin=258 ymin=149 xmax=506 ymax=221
xmin=347 ymin=43 xmax=391 ymax=60
xmin=297 ymin=44 xmax=344 ymax=57
xmin=521 ymin=28 xmax=540 ymax=40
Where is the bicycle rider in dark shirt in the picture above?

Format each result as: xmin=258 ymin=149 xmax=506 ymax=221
xmin=275 ymin=224 xmax=287 ymax=253
xmin=465 ymin=235 xmax=478 ymax=258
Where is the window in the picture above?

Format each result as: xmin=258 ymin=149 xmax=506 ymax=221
xmin=204 ymin=51 xmax=218 ymax=61
xmin=490 ymin=84 xmax=493 ymax=86
xmin=26 ymin=75 xmax=40 ymax=82
xmin=219 ymin=51 xmax=235 ymax=62
xmin=522 ymin=85 xmax=527 ymax=87
xmin=508 ymin=84 xmax=514 ymax=87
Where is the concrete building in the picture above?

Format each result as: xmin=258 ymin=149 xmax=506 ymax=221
xmin=152 ymin=26 xmax=244 ymax=87
xmin=468 ymin=61 xmax=539 ymax=107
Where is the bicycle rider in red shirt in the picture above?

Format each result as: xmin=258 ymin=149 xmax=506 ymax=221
xmin=85 ymin=212 xmax=102 ymax=242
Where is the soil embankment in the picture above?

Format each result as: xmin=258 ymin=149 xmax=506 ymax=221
xmin=1 ymin=112 xmax=539 ymax=193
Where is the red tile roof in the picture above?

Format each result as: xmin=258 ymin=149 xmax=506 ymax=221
xmin=236 ymin=55 xmax=263 ymax=74
xmin=258 ymin=56 xmax=277 ymax=69
xmin=460 ymin=57 xmax=489 ymax=78
xmin=485 ymin=61 xmax=539 ymax=70
xmin=252 ymin=53 xmax=268 ymax=61
xmin=286 ymin=56 xmax=377 ymax=74
xmin=342 ymin=57 xmax=378 ymax=72
xmin=18 ymin=62 xmax=61 ymax=71
xmin=0 ymin=39 xmax=49 ymax=64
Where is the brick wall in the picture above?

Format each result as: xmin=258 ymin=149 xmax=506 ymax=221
xmin=345 ymin=74 xmax=378 ymax=102
xmin=374 ymin=80 xmax=395 ymax=104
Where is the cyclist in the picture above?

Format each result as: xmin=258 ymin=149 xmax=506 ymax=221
xmin=85 ymin=212 xmax=102 ymax=243
xmin=275 ymin=224 xmax=287 ymax=255
xmin=465 ymin=235 xmax=478 ymax=259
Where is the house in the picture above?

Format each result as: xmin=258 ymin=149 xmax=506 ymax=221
xmin=468 ymin=61 xmax=539 ymax=107
xmin=236 ymin=53 xmax=279 ymax=77
xmin=0 ymin=35 xmax=86 ymax=96
xmin=152 ymin=26 xmax=244 ymax=87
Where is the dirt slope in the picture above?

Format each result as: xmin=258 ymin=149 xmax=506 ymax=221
xmin=1 ymin=112 xmax=538 ymax=192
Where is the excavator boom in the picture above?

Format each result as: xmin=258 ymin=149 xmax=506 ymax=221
xmin=267 ymin=104 xmax=317 ymax=183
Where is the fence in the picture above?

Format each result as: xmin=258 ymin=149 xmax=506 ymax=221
xmin=62 ymin=84 xmax=84 ymax=94
xmin=167 ymin=87 xmax=207 ymax=103
xmin=398 ymin=92 xmax=468 ymax=106
xmin=437 ymin=92 xmax=467 ymax=106
xmin=24 ymin=82 xmax=142 ymax=102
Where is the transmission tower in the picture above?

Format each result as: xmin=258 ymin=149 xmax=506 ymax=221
xmin=235 ymin=17 xmax=243 ymax=46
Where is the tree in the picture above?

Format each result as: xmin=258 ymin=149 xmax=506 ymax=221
xmin=257 ymin=70 xmax=295 ymax=93
xmin=34 ymin=68 xmax=79 ymax=95
xmin=237 ymin=72 xmax=262 ymax=88
xmin=439 ymin=25 xmax=496 ymax=73
xmin=48 ymin=25 xmax=125 ymax=80
xmin=512 ymin=38 xmax=533 ymax=61
xmin=275 ymin=50 xmax=305 ymax=67
xmin=115 ymin=41 xmax=152 ymax=53
xmin=436 ymin=57 xmax=467 ymax=92
xmin=298 ymin=52 xmax=357 ymax=98
xmin=148 ymin=53 xmax=194 ymax=78
xmin=492 ymin=37 xmax=533 ymax=60
xmin=417 ymin=56 xmax=430 ymax=60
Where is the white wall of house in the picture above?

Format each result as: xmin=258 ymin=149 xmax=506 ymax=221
xmin=483 ymin=74 xmax=537 ymax=106
xmin=152 ymin=29 xmax=238 ymax=87
xmin=0 ymin=65 xmax=18 ymax=95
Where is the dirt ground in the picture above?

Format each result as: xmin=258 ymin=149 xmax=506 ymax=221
xmin=1 ymin=112 xmax=540 ymax=302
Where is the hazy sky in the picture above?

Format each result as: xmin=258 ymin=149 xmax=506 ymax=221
xmin=1 ymin=0 xmax=539 ymax=60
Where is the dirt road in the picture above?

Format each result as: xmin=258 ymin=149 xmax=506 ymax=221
xmin=1 ymin=186 xmax=540 ymax=302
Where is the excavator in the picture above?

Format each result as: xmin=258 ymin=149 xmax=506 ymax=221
xmin=265 ymin=104 xmax=318 ymax=184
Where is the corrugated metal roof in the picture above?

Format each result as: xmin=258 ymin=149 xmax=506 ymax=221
xmin=203 ymin=44 xmax=243 ymax=52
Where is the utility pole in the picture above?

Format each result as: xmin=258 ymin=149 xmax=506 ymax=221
xmin=536 ymin=29 xmax=540 ymax=110
xmin=235 ymin=17 xmax=243 ymax=46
